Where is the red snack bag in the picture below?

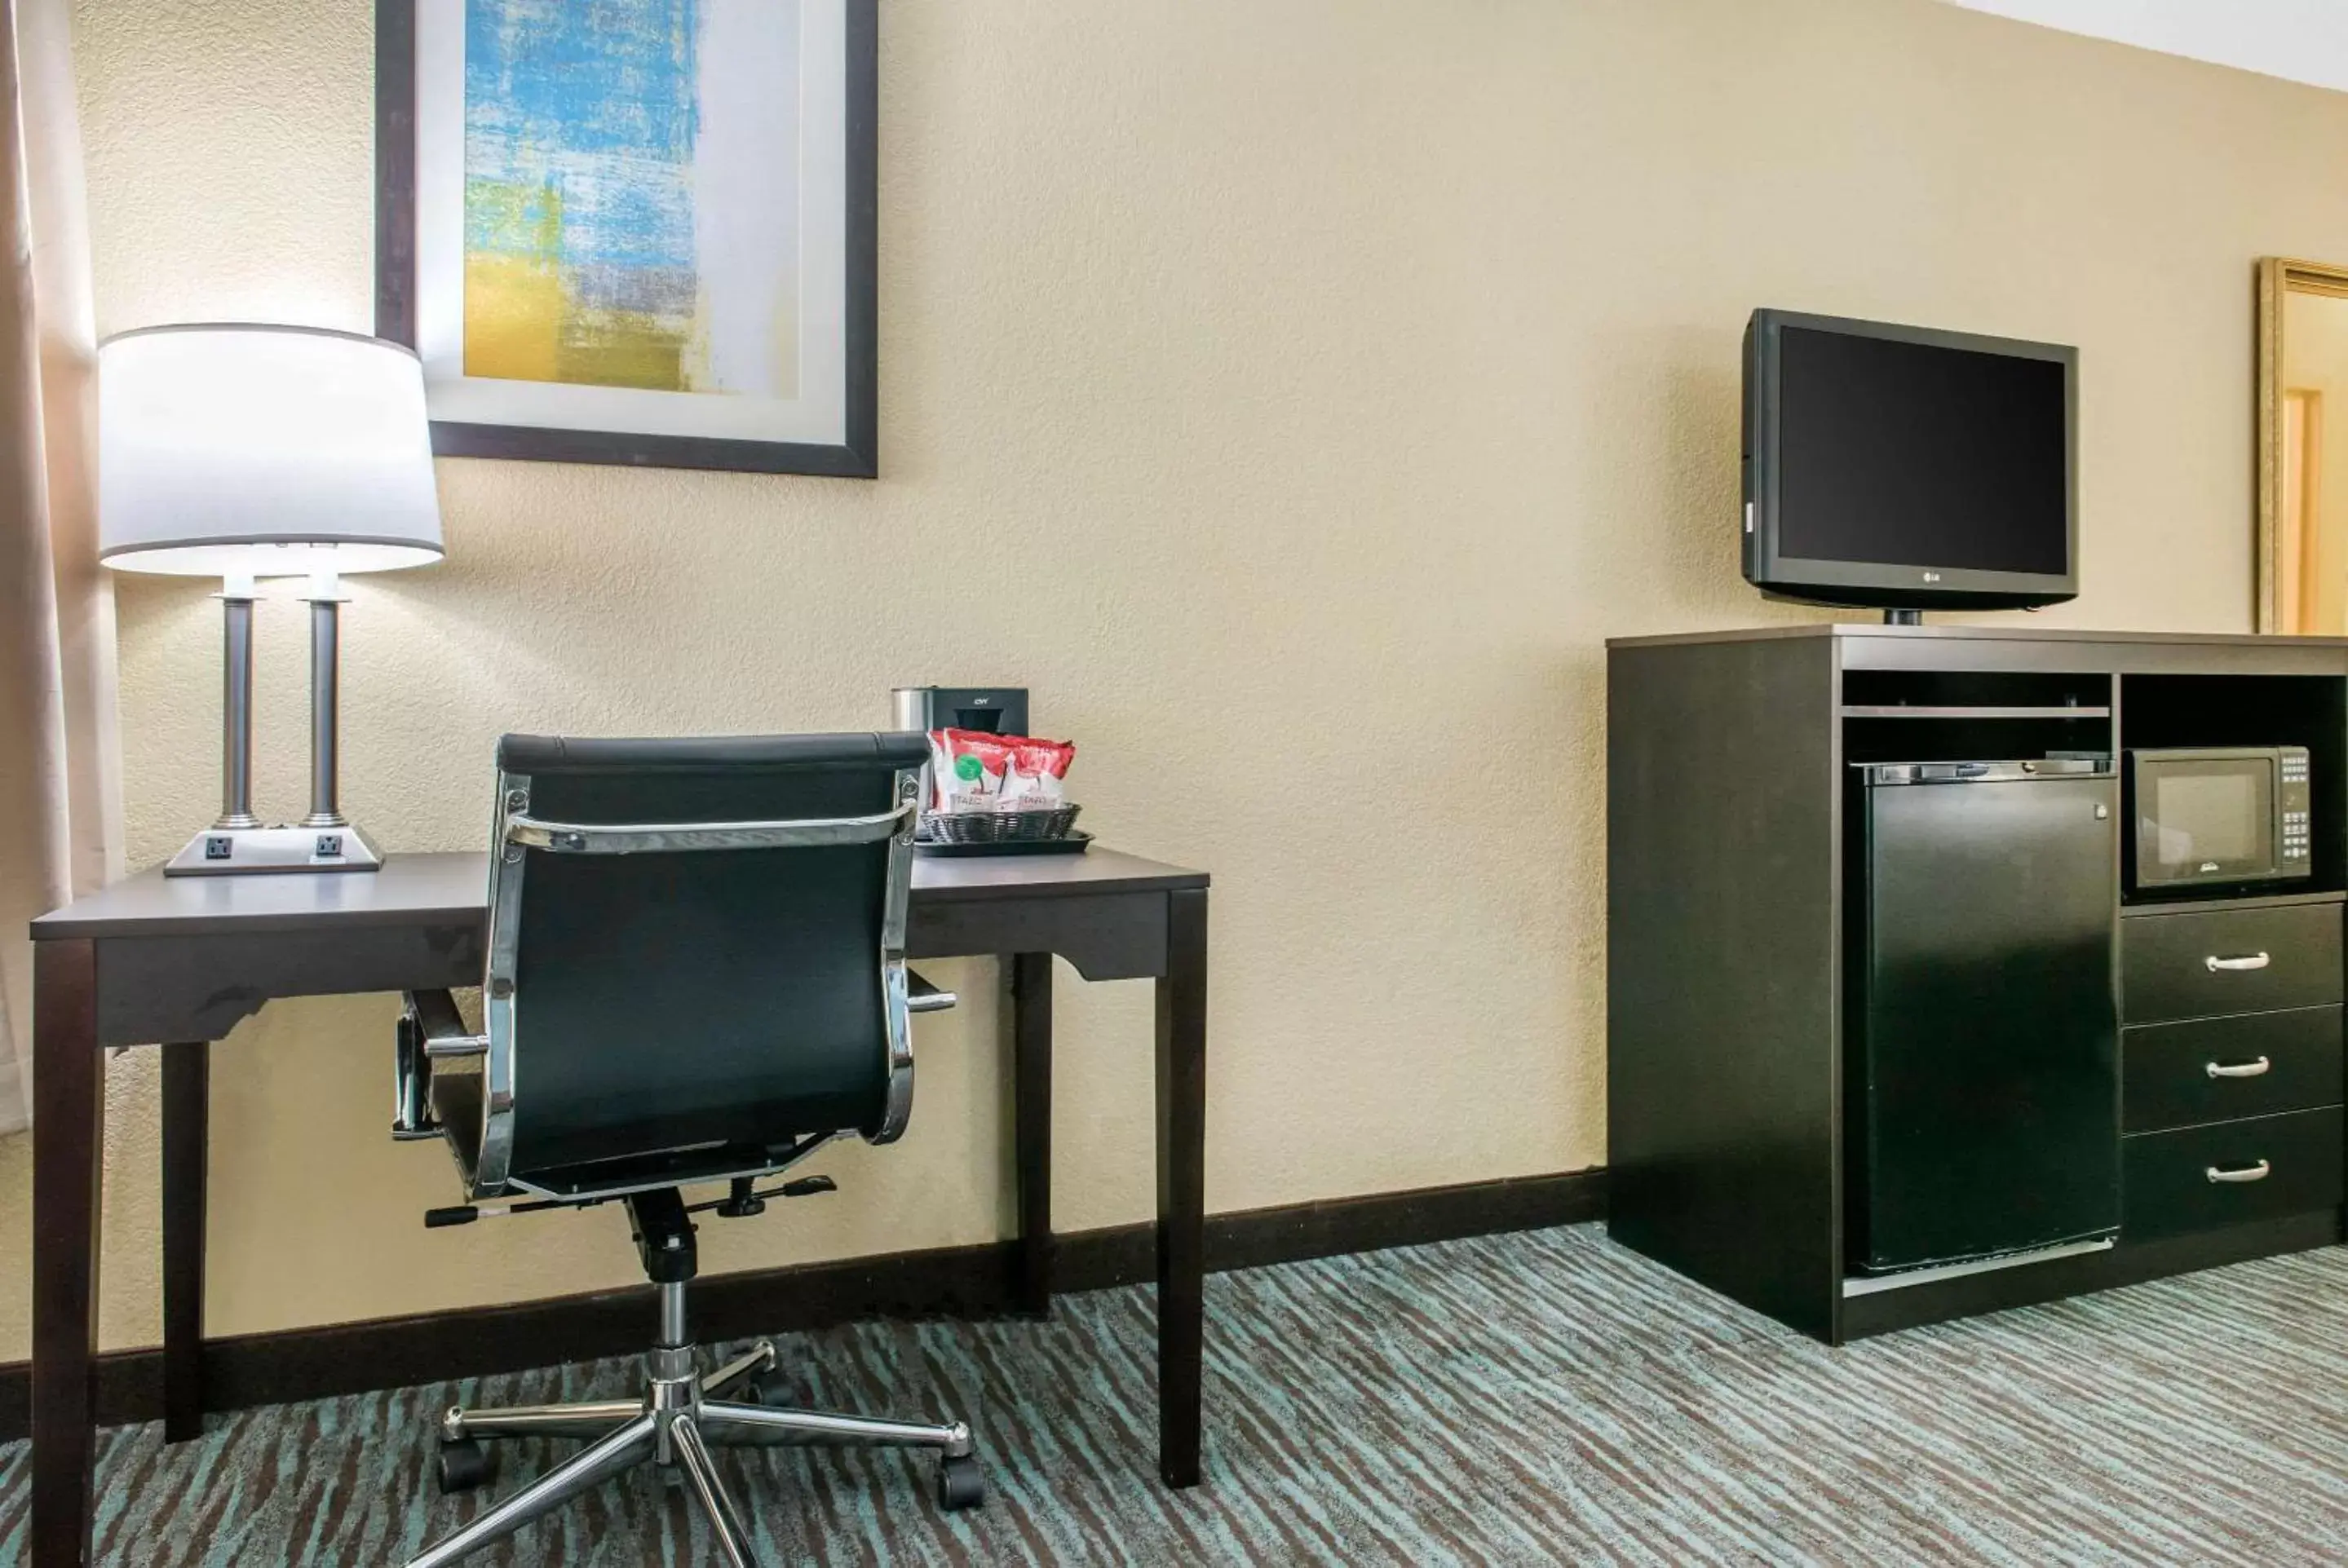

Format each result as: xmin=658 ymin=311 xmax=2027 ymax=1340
xmin=928 ymin=729 xmax=1015 ymax=812
xmin=999 ymin=737 xmax=1076 ymax=811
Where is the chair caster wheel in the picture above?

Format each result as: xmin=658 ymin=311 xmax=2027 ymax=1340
xmin=437 ymin=1437 xmax=496 ymax=1495
xmin=937 ymin=1453 xmax=985 ymax=1512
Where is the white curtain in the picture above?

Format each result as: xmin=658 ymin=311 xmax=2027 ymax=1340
xmin=0 ymin=0 xmax=119 ymax=1136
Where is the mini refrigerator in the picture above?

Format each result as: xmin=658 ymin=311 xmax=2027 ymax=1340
xmin=1848 ymin=758 xmax=2121 ymax=1276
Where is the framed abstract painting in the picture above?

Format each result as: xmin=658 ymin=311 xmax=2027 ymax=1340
xmin=376 ymin=0 xmax=877 ymax=476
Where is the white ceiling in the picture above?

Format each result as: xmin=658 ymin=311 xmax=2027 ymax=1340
xmin=1943 ymin=0 xmax=2348 ymax=95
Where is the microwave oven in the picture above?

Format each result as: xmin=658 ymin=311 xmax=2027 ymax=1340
xmin=2125 ymin=745 xmax=2311 ymax=890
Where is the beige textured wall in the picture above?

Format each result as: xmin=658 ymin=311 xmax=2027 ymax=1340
xmin=6 ymin=0 xmax=2348 ymax=1358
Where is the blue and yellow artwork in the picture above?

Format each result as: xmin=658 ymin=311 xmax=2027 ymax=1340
xmin=462 ymin=0 xmax=799 ymax=395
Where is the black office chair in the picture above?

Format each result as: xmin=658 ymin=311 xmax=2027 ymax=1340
xmin=391 ymin=731 xmax=982 ymax=1568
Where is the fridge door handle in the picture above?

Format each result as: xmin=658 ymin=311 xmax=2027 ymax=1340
xmin=2204 ymin=952 xmax=2272 ymax=972
xmin=2205 ymin=1056 xmax=2273 ymax=1079
xmin=2205 ymin=1159 xmax=2273 ymax=1184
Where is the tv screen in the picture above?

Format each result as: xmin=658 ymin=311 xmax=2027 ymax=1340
xmin=1743 ymin=310 xmax=2077 ymax=613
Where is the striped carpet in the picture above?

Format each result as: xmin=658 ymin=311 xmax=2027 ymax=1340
xmin=5 ymin=1221 xmax=2348 ymax=1565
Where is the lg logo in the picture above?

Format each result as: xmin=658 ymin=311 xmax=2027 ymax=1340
xmin=1921 ymin=571 xmax=1943 ymax=583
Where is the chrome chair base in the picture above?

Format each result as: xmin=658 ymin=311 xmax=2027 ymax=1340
xmin=405 ymin=1325 xmax=981 ymax=1568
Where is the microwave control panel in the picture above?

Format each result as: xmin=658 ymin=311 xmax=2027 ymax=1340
xmin=2281 ymin=745 xmax=2311 ymax=866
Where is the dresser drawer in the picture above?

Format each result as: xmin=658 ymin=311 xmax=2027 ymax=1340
xmin=2123 ymin=1005 xmax=2344 ymax=1133
xmin=2120 ymin=903 xmax=2342 ymax=1025
xmin=2123 ymin=1107 xmax=2344 ymax=1241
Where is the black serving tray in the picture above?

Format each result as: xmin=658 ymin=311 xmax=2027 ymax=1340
xmin=916 ymin=830 xmax=1093 ymax=859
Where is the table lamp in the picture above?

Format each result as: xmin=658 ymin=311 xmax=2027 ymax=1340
xmin=97 ymin=324 xmax=444 ymax=875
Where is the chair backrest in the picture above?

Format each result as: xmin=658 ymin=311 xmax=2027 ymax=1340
xmin=471 ymin=731 xmax=928 ymax=1199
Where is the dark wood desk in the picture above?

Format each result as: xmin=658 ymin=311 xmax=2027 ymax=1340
xmin=29 ymin=847 xmax=1209 ymax=1568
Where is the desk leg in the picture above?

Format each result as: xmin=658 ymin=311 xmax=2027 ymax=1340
xmin=1154 ymin=888 xmax=1207 ymax=1489
xmin=1010 ymin=952 xmax=1055 ymax=1317
xmin=161 ymin=1041 xmax=210 ymax=1442
xmin=32 ymin=938 xmax=103 ymax=1568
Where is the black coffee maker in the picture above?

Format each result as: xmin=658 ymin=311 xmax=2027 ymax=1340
xmin=891 ymin=686 xmax=1085 ymax=855
xmin=891 ymin=686 xmax=1030 ymax=737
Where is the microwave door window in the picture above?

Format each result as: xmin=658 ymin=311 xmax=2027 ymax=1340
xmin=2152 ymin=763 xmax=2271 ymax=876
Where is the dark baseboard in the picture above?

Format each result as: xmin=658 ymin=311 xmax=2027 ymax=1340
xmin=0 ymin=1166 xmax=1607 ymax=1443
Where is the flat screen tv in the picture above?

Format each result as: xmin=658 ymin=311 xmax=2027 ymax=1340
xmin=1742 ymin=309 xmax=2077 ymax=616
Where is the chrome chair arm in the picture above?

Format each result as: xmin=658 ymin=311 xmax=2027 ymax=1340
xmin=907 ymin=970 xmax=958 ymax=1014
xmin=409 ymin=987 xmax=489 ymax=1058
xmin=395 ymin=988 xmax=486 ymax=1142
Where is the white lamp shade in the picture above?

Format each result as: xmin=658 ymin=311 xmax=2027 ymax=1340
xmin=98 ymin=324 xmax=444 ymax=577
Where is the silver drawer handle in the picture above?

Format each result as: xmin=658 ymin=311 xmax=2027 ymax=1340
xmin=2206 ymin=1057 xmax=2273 ymax=1079
xmin=2204 ymin=952 xmax=2271 ymax=972
xmin=2206 ymin=1159 xmax=2272 ymax=1184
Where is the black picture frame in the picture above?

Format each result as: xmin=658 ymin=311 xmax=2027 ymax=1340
xmin=374 ymin=0 xmax=878 ymax=478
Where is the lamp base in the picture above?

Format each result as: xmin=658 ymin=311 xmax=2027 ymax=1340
xmin=162 ymin=821 xmax=384 ymax=877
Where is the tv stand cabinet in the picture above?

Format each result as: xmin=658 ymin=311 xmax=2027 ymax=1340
xmin=1607 ymin=623 xmax=2348 ymax=1341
